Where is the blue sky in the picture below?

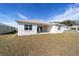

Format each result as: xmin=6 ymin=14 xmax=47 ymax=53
xmin=0 ymin=3 xmax=79 ymax=27
xmin=0 ymin=3 xmax=70 ymax=20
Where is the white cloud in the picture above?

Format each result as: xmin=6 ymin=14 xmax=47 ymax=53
xmin=0 ymin=13 xmax=18 ymax=28
xmin=0 ymin=12 xmax=29 ymax=28
xmin=49 ymin=4 xmax=79 ymax=22
xmin=0 ymin=13 xmax=15 ymax=22
xmin=0 ymin=13 xmax=29 ymax=28
xmin=17 ymin=13 xmax=28 ymax=20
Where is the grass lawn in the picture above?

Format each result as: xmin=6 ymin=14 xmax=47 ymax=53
xmin=0 ymin=32 xmax=79 ymax=56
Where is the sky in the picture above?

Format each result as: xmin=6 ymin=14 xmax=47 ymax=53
xmin=0 ymin=3 xmax=79 ymax=27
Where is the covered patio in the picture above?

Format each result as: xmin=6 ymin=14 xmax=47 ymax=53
xmin=37 ymin=25 xmax=50 ymax=33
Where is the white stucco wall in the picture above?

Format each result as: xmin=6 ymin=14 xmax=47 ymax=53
xmin=63 ymin=26 xmax=70 ymax=31
xmin=17 ymin=22 xmax=65 ymax=36
xmin=48 ymin=25 xmax=65 ymax=33
xmin=55 ymin=26 xmax=65 ymax=33
xmin=17 ymin=23 xmax=37 ymax=36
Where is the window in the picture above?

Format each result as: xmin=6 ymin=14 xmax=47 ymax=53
xmin=58 ymin=26 xmax=61 ymax=30
xmin=71 ymin=28 xmax=76 ymax=30
xmin=24 ymin=24 xmax=32 ymax=30
xmin=78 ymin=28 xmax=79 ymax=30
xmin=29 ymin=25 xmax=32 ymax=30
xmin=24 ymin=24 xmax=28 ymax=30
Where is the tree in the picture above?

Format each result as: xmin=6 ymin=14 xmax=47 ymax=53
xmin=60 ymin=20 xmax=75 ymax=26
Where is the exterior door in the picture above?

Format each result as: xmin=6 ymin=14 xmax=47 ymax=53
xmin=37 ymin=26 xmax=43 ymax=33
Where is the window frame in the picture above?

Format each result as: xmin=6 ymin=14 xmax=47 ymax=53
xmin=29 ymin=24 xmax=32 ymax=30
xmin=58 ymin=25 xmax=61 ymax=30
xmin=77 ymin=27 xmax=79 ymax=30
xmin=71 ymin=27 xmax=76 ymax=30
xmin=24 ymin=24 xmax=29 ymax=30
xmin=24 ymin=24 xmax=32 ymax=30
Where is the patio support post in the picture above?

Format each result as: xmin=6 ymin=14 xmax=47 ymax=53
xmin=43 ymin=26 xmax=44 ymax=32
xmin=76 ymin=26 xmax=78 ymax=31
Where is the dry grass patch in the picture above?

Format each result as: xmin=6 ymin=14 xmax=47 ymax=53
xmin=0 ymin=32 xmax=79 ymax=55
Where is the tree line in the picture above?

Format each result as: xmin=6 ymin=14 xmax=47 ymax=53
xmin=60 ymin=20 xmax=76 ymax=26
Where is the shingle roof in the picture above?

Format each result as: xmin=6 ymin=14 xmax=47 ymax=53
xmin=16 ymin=20 xmax=64 ymax=26
xmin=16 ymin=20 xmax=52 ymax=25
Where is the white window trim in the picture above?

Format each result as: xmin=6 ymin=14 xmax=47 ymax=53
xmin=24 ymin=24 xmax=32 ymax=30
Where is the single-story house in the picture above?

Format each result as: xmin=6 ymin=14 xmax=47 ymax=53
xmin=0 ymin=23 xmax=16 ymax=34
xmin=70 ymin=25 xmax=79 ymax=32
xmin=16 ymin=20 xmax=66 ymax=36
